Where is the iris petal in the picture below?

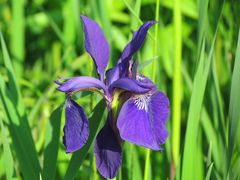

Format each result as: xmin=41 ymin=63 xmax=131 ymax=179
xmin=136 ymin=74 xmax=157 ymax=91
xmin=81 ymin=15 xmax=110 ymax=81
xmin=63 ymin=99 xmax=89 ymax=153
xmin=119 ymin=21 xmax=156 ymax=63
xmin=105 ymin=21 xmax=157 ymax=84
xmin=117 ymin=91 xmax=169 ymax=150
xmin=94 ymin=120 xmax=122 ymax=179
xmin=56 ymin=76 xmax=107 ymax=93
xmin=105 ymin=64 xmax=121 ymax=86
xmin=109 ymin=77 xmax=153 ymax=94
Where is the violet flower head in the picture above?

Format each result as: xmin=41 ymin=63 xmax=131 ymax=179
xmin=55 ymin=15 xmax=170 ymax=179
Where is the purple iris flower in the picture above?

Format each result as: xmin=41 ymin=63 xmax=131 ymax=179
xmin=55 ymin=15 xmax=170 ymax=179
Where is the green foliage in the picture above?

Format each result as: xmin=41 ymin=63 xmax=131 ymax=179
xmin=0 ymin=0 xmax=239 ymax=179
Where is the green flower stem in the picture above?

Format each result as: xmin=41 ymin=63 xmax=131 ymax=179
xmin=172 ymin=0 xmax=182 ymax=170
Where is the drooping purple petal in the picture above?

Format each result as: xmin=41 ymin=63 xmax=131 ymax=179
xmin=81 ymin=15 xmax=110 ymax=81
xmin=117 ymin=91 xmax=169 ymax=150
xmin=118 ymin=21 xmax=156 ymax=64
xmin=109 ymin=77 xmax=153 ymax=94
xmin=94 ymin=120 xmax=122 ymax=179
xmin=136 ymin=74 xmax=157 ymax=91
xmin=63 ymin=99 xmax=89 ymax=153
xmin=56 ymin=76 xmax=107 ymax=93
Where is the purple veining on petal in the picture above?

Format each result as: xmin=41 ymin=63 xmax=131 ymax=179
xmin=56 ymin=76 xmax=107 ymax=93
xmin=109 ymin=77 xmax=152 ymax=94
xmin=117 ymin=91 xmax=169 ymax=150
xmin=94 ymin=120 xmax=122 ymax=179
xmin=63 ymin=99 xmax=89 ymax=153
xmin=81 ymin=15 xmax=110 ymax=81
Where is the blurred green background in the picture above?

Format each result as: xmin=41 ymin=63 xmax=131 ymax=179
xmin=0 ymin=0 xmax=240 ymax=179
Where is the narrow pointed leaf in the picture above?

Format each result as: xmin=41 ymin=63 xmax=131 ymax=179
xmin=42 ymin=105 xmax=63 ymax=180
xmin=0 ymin=117 xmax=14 ymax=180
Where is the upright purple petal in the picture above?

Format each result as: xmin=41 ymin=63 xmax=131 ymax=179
xmin=105 ymin=64 xmax=121 ymax=86
xmin=94 ymin=121 xmax=122 ymax=179
xmin=56 ymin=76 xmax=107 ymax=93
xmin=118 ymin=21 xmax=156 ymax=63
xmin=105 ymin=60 xmax=132 ymax=85
xmin=81 ymin=15 xmax=110 ymax=81
xmin=131 ymin=60 xmax=138 ymax=79
xmin=63 ymin=99 xmax=89 ymax=153
xmin=117 ymin=91 xmax=169 ymax=150
xmin=109 ymin=77 xmax=153 ymax=94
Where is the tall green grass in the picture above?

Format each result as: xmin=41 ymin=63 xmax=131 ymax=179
xmin=0 ymin=0 xmax=239 ymax=179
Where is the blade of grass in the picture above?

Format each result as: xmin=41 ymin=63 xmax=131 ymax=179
xmin=144 ymin=149 xmax=151 ymax=180
xmin=63 ymin=0 xmax=76 ymax=45
xmin=151 ymin=0 xmax=160 ymax=81
xmin=0 ymin=34 xmax=41 ymax=179
xmin=123 ymin=0 xmax=154 ymax=41
xmin=172 ymin=0 xmax=182 ymax=171
xmin=10 ymin=0 xmax=25 ymax=77
xmin=0 ymin=117 xmax=14 ymax=180
xmin=0 ymin=33 xmax=22 ymax=113
xmin=205 ymin=163 xmax=214 ymax=180
xmin=227 ymin=28 xmax=240 ymax=175
xmin=64 ymin=99 xmax=106 ymax=180
xmin=182 ymin=1 xmax=224 ymax=179
xmin=42 ymin=105 xmax=63 ymax=180
xmin=0 ymin=75 xmax=40 ymax=179
xmin=130 ymin=0 xmax=141 ymax=30
xmin=182 ymin=57 xmax=221 ymax=173
xmin=181 ymin=28 xmax=218 ymax=180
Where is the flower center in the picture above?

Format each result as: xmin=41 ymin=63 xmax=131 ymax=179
xmin=133 ymin=94 xmax=151 ymax=112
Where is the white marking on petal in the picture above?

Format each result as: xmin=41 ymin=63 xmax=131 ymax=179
xmin=136 ymin=74 xmax=145 ymax=81
xmin=133 ymin=94 xmax=151 ymax=112
xmin=66 ymin=98 xmax=72 ymax=108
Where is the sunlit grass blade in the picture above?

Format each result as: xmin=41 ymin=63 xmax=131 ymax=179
xmin=42 ymin=105 xmax=63 ymax=180
xmin=63 ymin=0 xmax=76 ymax=45
xmin=130 ymin=0 xmax=141 ymax=30
xmin=151 ymin=0 xmax=160 ymax=81
xmin=0 ymin=35 xmax=41 ymax=179
xmin=0 ymin=75 xmax=41 ymax=179
xmin=144 ymin=149 xmax=151 ymax=180
xmin=0 ymin=117 xmax=14 ymax=180
xmin=64 ymin=100 xmax=106 ymax=180
xmin=182 ymin=52 xmax=222 ymax=174
xmin=123 ymin=0 xmax=154 ymax=41
xmin=123 ymin=0 xmax=142 ymax=25
xmin=227 ymin=28 xmax=240 ymax=175
xmin=10 ymin=0 xmax=25 ymax=77
xmin=206 ymin=163 xmax=214 ymax=180
xmin=181 ymin=36 xmax=207 ymax=180
xmin=196 ymin=132 xmax=204 ymax=180
xmin=181 ymin=0 xmax=224 ymax=178
xmin=0 ymin=33 xmax=22 ymax=112
xmin=172 ymin=0 xmax=182 ymax=171
xmin=181 ymin=25 xmax=218 ymax=180
xmin=132 ymin=148 xmax=142 ymax=180
xmin=201 ymin=109 xmax=221 ymax=171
